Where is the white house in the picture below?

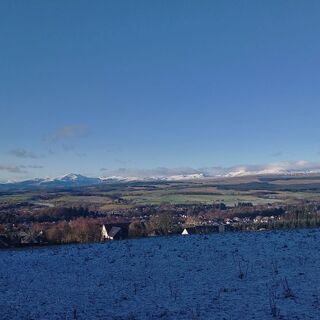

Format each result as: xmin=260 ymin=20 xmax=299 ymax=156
xmin=101 ymin=225 xmax=122 ymax=240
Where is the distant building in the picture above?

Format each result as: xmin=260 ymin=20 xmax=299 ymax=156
xmin=182 ymin=225 xmax=225 ymax=236
xmin=182 ymin=228 xmax=191 ymax=235
xmin=253 ymin=216 xmax=263 ymax=223
xmin=16 ymin=230 xmax=45 ymax=245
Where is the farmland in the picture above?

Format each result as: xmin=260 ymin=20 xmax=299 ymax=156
xmin=2 ymin=175 xmax=320 ymax=210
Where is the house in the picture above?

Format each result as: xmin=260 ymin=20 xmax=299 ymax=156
xmin=101 ymin=225 xmax=126 ymax=240
xmin=182 ymin=225 xmax=224 ymax=236
xmin=16 ymin=231 xmax=35 ymax=245
xmin=17 ymin=230 xmax=45 ymax=245
xmin=182 ymin=228 xmax=193 ymax=235
xmin=253 ymin=216 xmax=263 ymax=223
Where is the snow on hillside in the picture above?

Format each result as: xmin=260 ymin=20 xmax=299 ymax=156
xmin=43 ymin=173 xmax=83 ymax=182
xmin=99 ymin=175 xmax=142 ymax=182
xmin=40 ymin=173 xmax=99 ymax=183
xmin=163 ymin=173 xmax=205 ymax=181
xmin=99 ymin=173 xmax=205 ymax=182
xmin=1 ymin=229 xmax=320 ymax=319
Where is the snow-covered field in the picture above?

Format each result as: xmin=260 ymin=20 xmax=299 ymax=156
xmin=1 ymin=229 xmax=320 ymax=320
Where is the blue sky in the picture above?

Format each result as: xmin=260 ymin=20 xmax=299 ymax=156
xmin=1 ymin=1 xmax=320 ymax=180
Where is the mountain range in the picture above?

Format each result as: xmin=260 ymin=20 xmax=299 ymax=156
xmin=1 ymin=164 xmax=320 ymax=191
xmin=0 ymin=173 xmax=208 ymax=191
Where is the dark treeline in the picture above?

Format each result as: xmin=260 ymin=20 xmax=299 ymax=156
xmin=30 ymin=207 xmax=100 ymax=222
xmin=217 ymin=182 xmax=320 ymax=192
xmin=0 ymin=207 xmax=100 ymax=224
xmin=202 ymin=206 xmax=285 ymax=221
xmin=234 ymin=205 xmax=320 ymax=231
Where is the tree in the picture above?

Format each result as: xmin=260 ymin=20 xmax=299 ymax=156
xmin=148 ymin=212 xmax=174 ymax=235
xmin=185 ymin=215 xmax=200 ymax=226
xmin=128 ymin=221 xmax=147 ymax=238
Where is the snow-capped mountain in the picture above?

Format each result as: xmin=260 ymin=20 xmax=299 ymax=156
xmin=39 ymin=173 xmax=101 ymax=185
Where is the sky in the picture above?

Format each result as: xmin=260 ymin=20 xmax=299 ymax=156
xmin=1 ymin=0 xmax=320 ymax=180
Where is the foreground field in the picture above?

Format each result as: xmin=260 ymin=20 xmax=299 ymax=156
xmin=1 ymin=229 xmax=320 ymax=319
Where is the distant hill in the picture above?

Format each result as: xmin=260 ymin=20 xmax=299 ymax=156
xmin=0 ymin=173 xmax=102 ymax=191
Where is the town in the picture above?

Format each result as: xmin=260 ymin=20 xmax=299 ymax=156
xmin=1 ymin=198 xmax=319 ymax=248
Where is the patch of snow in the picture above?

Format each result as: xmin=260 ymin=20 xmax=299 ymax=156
xmin=164 ymin=173 xmax=206 ymax=181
